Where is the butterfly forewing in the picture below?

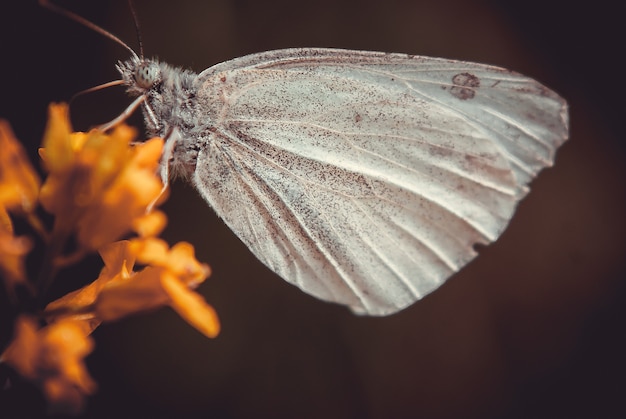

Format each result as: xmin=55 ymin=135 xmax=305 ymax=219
xmin=190 ymin=48 xmax=567 ymax=315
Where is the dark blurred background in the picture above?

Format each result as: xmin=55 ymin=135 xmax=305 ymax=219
xmin=1 ymin=0 xmax=625 ymax=418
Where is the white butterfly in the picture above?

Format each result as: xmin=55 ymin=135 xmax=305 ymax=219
xmin=116 ymin=48 xmax=568 ymax=315
xmin=42 ymin=2 xmax=569 ymax=316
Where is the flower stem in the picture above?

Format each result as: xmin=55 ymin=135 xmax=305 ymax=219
xmin=35 ymin=220 xmax=71 ymax=305
xmin=25 ymin=212 xmax=50 ymax=242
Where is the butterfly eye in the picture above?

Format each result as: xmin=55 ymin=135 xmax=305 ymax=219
xmin=135 ymin=62 xmax=161 ymax=89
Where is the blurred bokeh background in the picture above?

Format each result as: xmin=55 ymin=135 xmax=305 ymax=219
xmin=1 ymin=0 xmax=625 ymax=418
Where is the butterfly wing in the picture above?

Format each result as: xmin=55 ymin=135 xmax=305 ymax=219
xmin=191 ymin=48 xmax=568 ymax=315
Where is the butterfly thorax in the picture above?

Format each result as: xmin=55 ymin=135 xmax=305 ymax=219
xmin=117 ymin=57 xmax=208 ymax=179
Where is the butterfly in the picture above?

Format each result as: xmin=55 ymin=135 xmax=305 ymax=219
xmin=44 ymin=2 xmax=569 ymax=316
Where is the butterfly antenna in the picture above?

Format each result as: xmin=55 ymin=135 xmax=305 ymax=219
xmin=69 ymin=80 xmax=126 ymax=105
xmin=39 ymin=0 xmax=139 ymax=60
xmin=127 ymin=0 xmax=144 ymax=59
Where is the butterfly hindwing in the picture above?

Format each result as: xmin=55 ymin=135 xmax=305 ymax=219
xmin=191 ymin=48 xmax=568 ymax=315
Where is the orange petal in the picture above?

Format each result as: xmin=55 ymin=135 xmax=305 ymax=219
xmin=40 ymin=320 xmax=96 ymax=414
xmin=0 ymin=205 xmax=33 ymax=288
xmin=133 ymin=137 xmax=164 ymax=168
xmin=0 ymin=120 xmax=41 ymax=213
xmin=41 ymin=103 xmax=75 ymax=173
xmin=161 ymin=273 xmax=220 ymax=338
xmin=130 ymin=239 xmax=210 ymax=286
xmin=45 ymin=241 xmax=137 ymax=332
xmin=44 ymin=278 xmax=104 ymax=335
xmin=132 ymin=210 xmax=167 ymax=237
xmin=94 ymin=267 xmax=169 ymax=322
xmin=1 ymin=316 xmax=96 ymax=414
xmin=168 ymin=242 xmax=211 ymax=285
xmin=99 ymin=240 xmax=136 ymax=277
xmin=39 ymin=103 xmax=163 ymax=250
xmin=43 ymin=320 xmax=95 ymax=363
xmin=73 ymin=135 xmax=164 ymax=250
xmin=128 ymin=237 xmax=170 ymax=263
xmin=43 ymin=378 xmax=86 ymax=415
xmin=0 ymin=316 xmax=40 ymax=379
xmin=0 ymin=204 xmax=12 ymax=234
xmin=46 ymin=241 xmax=136 ymax=313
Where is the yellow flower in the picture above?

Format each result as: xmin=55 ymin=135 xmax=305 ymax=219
xmin=0 ymin=316 xmax=96 ymax=415
xmin=0 ymin=120 xmax=41 ymax=214
xmin=75 ymin=137 xmax=167 ymax=248
xmin=132 ymin=210 xmax=168 ymax=237
xmin=129 ymin=238 xmax=211 ymax=287
xmin=0 ymin=103 xmax=221 ymax=415
xmin=44 ymin=240 xmax=136 ymax=334
xmin=0 ymin=205 xmax=32 ymax=292
xmin=46 ymin=240 xmax=220 ymax=338
xmin=39 ymin=103 xmax=166 ymax=250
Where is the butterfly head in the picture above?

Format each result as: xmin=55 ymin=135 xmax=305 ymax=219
xmin=117 ymin=57 xmax=163 ymax=96
xmin=135 ymin=61 xmax=162 ymax=89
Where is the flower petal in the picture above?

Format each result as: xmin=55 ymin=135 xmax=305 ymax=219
xmin=99 ymin=240 xmax=137 ymax=278
xmin=130 ymin=238 xmax=210 ymax=286
xmin=168 ymin=242 xmax=211 ymax=286
xmin=0 ymin=205 xmax=33 ymax=290
xmin=132 ymin=210 xmax=167 ymax=237
xmin=0 ymin=316 xmax=40 ymax=379
xmin=40 ymin=104 xmax=75 ymax=173
xmin=161 ymin=273 xmax=220 ymax=338
xmin=39 ymin=103 xmax=167 ymax=249
xmin=45 ymin=241 xmax=136 ymax=333
xmin=0 ymin=316 xmax=96 ymax=415
xmin=93 ymin=267 xmax=169 ymax=322
xmin=0 ymin=120 xmax=41 ymax=213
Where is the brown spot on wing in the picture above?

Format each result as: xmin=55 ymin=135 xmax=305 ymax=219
xmin=450 ymin=72 xmax=480 ymax=100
